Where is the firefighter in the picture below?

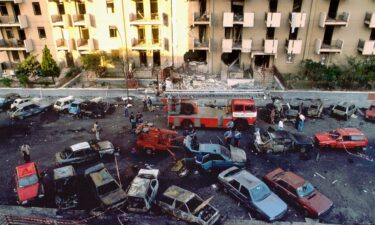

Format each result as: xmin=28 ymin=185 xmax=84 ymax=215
xmin=224 ymin=130 xmax=233 ymax=146
xmin=234 ymin=129 xmax=242 ymax=147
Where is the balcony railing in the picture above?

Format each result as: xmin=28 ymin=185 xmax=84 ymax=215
xmin=264 ymin=39 xmax=278 ymax=54
xmin=129 ymin=13 xmax=161 ymax=25
xmin=192 ymin=38 xmax=210 ymax=51
xmin=357 ymin=39 xmax=375 ymax=55
xmin=285 ymin=39 xmax=302 ymax=54
xmin=0 ymin=39 xmax=33 ymax=52
xmin=72 ymin=14 xmax=92 ymax=27
xmin=51 ymin=14 xmax=71 ymax=28
xmin=265 ymin=12 xmax=281 ymax=28
xmin=289 ymin=12 xmax=306 ymax=28
xmin=131 ymin=38 xmax=162 ymax=50
xmin=56 ymin=38 xmax=75 ymax=51
xmin=319 ymin=12 xmax=350 ymax=27
xmin=223 ymin=12 xmax=254 ymax=27
xmin=364 ymin=12 xmax=375 ymax=28
xmin=193 ymin=12 xmax=210 ymax=26
xmin=222 ymin=39 xmax=252 ymax=53
xmin=315 ymin=39 xmax=343 ymax=54
xmin=0 ymin=15 xmax=28 ymax=28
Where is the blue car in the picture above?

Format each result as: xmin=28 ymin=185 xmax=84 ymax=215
xmin=68 ymin=99 xmax=84 ymax=115
xmin=183 ymin=135 xmax=247 ymax=171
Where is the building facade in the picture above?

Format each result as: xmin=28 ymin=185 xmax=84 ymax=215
xmin=0 ymin=0 xmax=374 ymax=79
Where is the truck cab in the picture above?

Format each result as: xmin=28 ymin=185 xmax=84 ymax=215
xmin=231 ymin=99 xmax=257 ymax=129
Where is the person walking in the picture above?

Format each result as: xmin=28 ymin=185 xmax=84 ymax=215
xmin=124 ymin=105 xmax=129 ymax=117
xmin=92 ymin=121 xmax=100 ymax=140
xmin=298 ymin=113 xmax=305 ymax=132
xmin=20 ymin=144 xmax=31 ymax=163
xmin=278 ymin=119 xmax=284 ymax=130
xmin=233 ymin=130 xmax=242 ymax=147
xmin=147 ymin=96 xmax=153 ymax=112
xmin=224 ymin=130 xmax=233 ymax=146
xmin=142 ymin=96 xmax=148 ymax=111
xmin=130 ymin=112 xmax=136 ymax=129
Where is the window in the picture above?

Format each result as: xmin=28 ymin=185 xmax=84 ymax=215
xmin=350 ymin=135 xmax=365 ymax=141
xmin=109 ymin=26 xmax=117 ymax=38
xmin=234 ymin=105 xmax=243 ymax=111
xmin=0 ymin=3 xmax=8 ymax=16
xmin=32 ymin=2 xmax=42 ymax=15
xmin=74 ymin=150 xmax=85 ymax=157
xmin=160 ymin=195 xmax=174 ymax=205
xmin=208 ymin=154 xmax=224 ymax=161
xmin=37 ymin=27 xmax=46 ymax=39
xmin=57 ymin=3 xmax=65 ymax=15
xmin=146 ymin=186 xmax=153 ymax=199
xmin=229 ymin=180 xmax=240 ymax=190
xmin=12 ymin=51 xmax=20 ymax=62
xmin=78 ymin=3 xmax=86 ymax=14
xmin=5 ymin=29 xmax=14 ymax=39
xmin=106 ymin=1 xmax=114 ymax=14
xmin=276 ymin=180 xmax=289 ymax=190
xmin=240 ymin=186 xmax=250 ymax=198
xmin=176 ymin=201 xmax=188 ymax=213
xmin=245 ymin=105 xmax=256 ymax=111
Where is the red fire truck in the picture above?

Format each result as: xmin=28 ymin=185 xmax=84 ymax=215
xmin=162 ymin=97 xmax=257 ymax=130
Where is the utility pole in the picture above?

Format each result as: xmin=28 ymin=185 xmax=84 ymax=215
xmin=120 ymin=0 xmax=130 ymax=101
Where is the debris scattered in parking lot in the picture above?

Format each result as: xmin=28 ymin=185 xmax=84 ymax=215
xmin=332 ymin=180 xmax=338 ymax=185
xmin=314 ymin=172 xmax=326 ymax=179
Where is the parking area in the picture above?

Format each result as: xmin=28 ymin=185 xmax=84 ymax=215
xmin=0 ymin=96 xmax=374 ymax=224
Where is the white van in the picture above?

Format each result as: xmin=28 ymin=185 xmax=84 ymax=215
xmin=53 ymin=96 xmax=74 ymax=112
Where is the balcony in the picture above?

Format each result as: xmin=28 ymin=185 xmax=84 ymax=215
xmin=191 ymin=38 xmax=210 ymax=51
xmin=0 ymin=0 xmax=23 ymax=3
xmin=0 ymin=15 xmax=28 ymax=28
xmin=51 ymin=14 xmax=71 ymax=28
xmin=223 ymin=12 xmax=254 ymax=27
xmin=76 ymin=38 xmax=96 ymax=51
xmin=0 ymin=39 xmax=33 ymax=52
xmin=265 ymin=12 xmax=281 ymax=28
xmin=222 ymin=39 xmax=252 ymax=53
xmin=129 ymin=13 xmax=161 ymax=25
xmin=72 ymin=14 xmax=92 ymax=27
xmin=131 ymin=38 xmax=162 ymax=50
xmin=56 ymin=38 xmax=75 ymax=51
xmin=357 ymin=39 xmax=375 ymax=55
xmin=264 ymin=39 xmax=278 ymax=54
xmin=315 ymin=39 xmax=343 ymax=54
xmin=364 ymin=12 xmax=375 ymax=28
xmin=285 ymin=39 xmax=302 ymax=54
xmin=319 ymin=12 xmax=350 ymax=27
xmin=193 ymin=12 xmax=211 ymax=26
xmin=289 ymin=12 xmax=306 ymax=28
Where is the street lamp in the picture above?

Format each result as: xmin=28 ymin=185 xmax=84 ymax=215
xmin=119 ymin=2 xmax=130 ymax=101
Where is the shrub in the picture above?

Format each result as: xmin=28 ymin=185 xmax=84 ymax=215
xmin=0 ymin=78 xmax=13 ymax=87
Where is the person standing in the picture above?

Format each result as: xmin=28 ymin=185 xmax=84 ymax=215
xmin=278 ymin=119 xmax=284 ymax=130
xmin=234 ymin=130 xmax=242 ymax=147
xmin=124 ymin=105 xmax=129 ymax=117
xmin=20 ymin=144 xmax=31 ymax=163
xmin=298 ymin=113 xmax=305 ymax=132
xmin=130 ymin=112 xmax=136 ymax=129
xmin=136 ymin=111 xmax=143 ymax=124
xmin=224 ymin=130 xmax=233 ymax=146
xmin=92 ymin=121 xmax=100 ymax=140
xmin=147 ymin=96 xmax=153 ymax=112
xmin=142 ymin=96 xmax=148 ymax=111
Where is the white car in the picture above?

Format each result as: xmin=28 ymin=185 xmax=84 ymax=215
xmin=11 ymin=98 xmax=31 ymax=109
xmin=53 ymin=96 xmax=74 ymax=112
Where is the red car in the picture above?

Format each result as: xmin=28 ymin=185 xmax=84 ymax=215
xmin=264 ymin=168 xmax=333 ymax=218
xmin=365 ymin=101 xmax=375 ymax=122
xmin=15 ymin=162 xmax=45 ymax=205
xmin=314 ymin=128 xmax=368 ymax=151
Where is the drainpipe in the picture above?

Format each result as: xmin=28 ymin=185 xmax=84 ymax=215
xmin=121 ymin=0 xmax=130 ymax=100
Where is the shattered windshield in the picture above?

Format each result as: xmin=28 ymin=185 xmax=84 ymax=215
xmin=98 ymin=181 xmax=119 ymax=195
xmin=19 ymin=174 xmax=38 ymax=188
xmin=297 ymin=182 xmax=315 ymax=198
xmin=186 ymin=196 xmax=202 ymax=212
xmin=219 ymin=145 xmax=230 ymax=158
xmin=61 ymin=148 xmax=73 ymax=159
xmin=127 ymin=196 xmax=145 ymax=209
xmin=250 ymin=183 xmax=271 ymax=202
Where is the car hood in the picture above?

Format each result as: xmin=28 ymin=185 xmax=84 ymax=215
xmin=18 ymin=183 xmax=40 ymax=202
xmin=229 ymin=146 xmax=247 ymax=163
xmin=301 ymin=191 xmax=333 ymax=216
xmin=314 ymin=132 xmax=334 ymax=143
xmin=253 ymin=193 xmax=287 ymax=221
xmin=97 ymin=141 xmax=114 ymax=151
xmin=100 ymin=189 xmax=127 ymax=207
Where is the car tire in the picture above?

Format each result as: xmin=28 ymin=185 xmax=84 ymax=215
xmin=181 ymin=103 xmax=194 ymax=115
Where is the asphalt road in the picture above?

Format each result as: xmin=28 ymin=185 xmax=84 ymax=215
xmin=0 ymin=97 xmax=374 ymax=225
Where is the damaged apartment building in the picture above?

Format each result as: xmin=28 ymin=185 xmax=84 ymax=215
xmin=0 ymin=0 xmax=374 ymax=86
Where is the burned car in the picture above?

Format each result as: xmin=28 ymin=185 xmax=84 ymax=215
xmin=289 ymin=98 xmax=324 ymax=118
xmin=264 ymin=168 xmax=333 ymax=218
xmin=331 ymin=102 xmax=356 ymax=120
xmin=53 ymin=165 xmax=78 ymax=210
xmin=84 ymin=163 xmax=126 ymax=208
xmin=125 ymin=169 xmax=159 ymax=213
xmin=365 ymin=101 xmax=375 ymax=122
xmin=0 ymin=93 xmax=21 ymax=112
xmin=263 ymin=97 xmax=298 ymax=124
xmin=55 ymin=140 xmax=116 ymax=166
xmin=183 ymin=135 xmax=246 ymax=171
xmin=157 ymin=185 xmax=220 ymax=225
xmin=78 ymin=100 xmax=116 ymax=119
xmin=253 ymin=127 xmax=313 ymax=154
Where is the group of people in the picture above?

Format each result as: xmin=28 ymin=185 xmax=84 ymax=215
xmin=142 ymin=96 xmax=153 ymax=112
xmin=223 ymin=121 xmax=242 ymax=148
xmin=129 ymin=111 xmax=144 ymax=130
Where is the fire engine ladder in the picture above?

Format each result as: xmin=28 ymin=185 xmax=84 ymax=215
xmin=164 ymin=89 xmax=267 ymax=99
xmin=0 ymin=214 xmax=83 ymax=225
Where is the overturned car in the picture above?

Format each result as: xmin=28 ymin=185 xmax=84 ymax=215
xmin=157 ymin=185 xmax=220 ymax=225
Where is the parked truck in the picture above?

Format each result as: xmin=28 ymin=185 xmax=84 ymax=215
xmin=162 ymin=97 xmax=257 ymax=130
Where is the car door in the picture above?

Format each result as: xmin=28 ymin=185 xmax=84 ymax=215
xmin=275 ymin=179 xmax=291 ymax=199
xmin=175 ymin=200 xmax=190 ymax=221
xmin=239 ymin=185 xmax=251 ymax=207
xmin=211 ymin=154 xmax=226 ymax=168
xmin=228 ymin=179 xmax=242 ymax=201
xmin=85 ymin=148 xmax=98 ymax=161
xmin=201 ymin=154 xmax=212 ymax=171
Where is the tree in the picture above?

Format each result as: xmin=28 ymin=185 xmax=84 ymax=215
xmin=41 ymin=45 xmax=60 ymax=83
xmin=15 ymin=54 xmax=41 ymax=87
xmin=81 ymin=52 xmax=107 ymax=77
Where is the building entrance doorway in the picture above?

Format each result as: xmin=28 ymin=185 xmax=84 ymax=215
xmin=254 ymin=55 xmax=270 ymax=67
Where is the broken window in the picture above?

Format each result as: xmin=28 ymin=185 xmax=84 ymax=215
xmin=269 ymin=0 xmax=278 ymax=12
xmin=328 ymin=0 xmax=339 ymax=19
xmin=78 ymin=3 xmax=86 ymax=14
xmin=229 ymin=180 xmax=240 ymax=190
xmin=109 ymin=26 xmax=117 ymax=38
xmin=199 ymin=0 xmax=207 ymax=15
xmin=150 ymin=0 xmax=158 ymax=19
xmin=266 ymin=28 xmax=275 ymax=39
xmin=184 ymin=50 xmax=207 ymax=62
xmin=292 ymin=0 xmax=303 ymax=12
xmin=370 ymin=29 xmax=375 ymax=41
xmin=288 ymin=28 xmax=299 ymax=40
xmin=152 ymin=26 xmax=159 ymax=44
xmin=138 ymin=26 xmax=145 ymax=42
xmin=221 ymin=51 xmax=240 ymax=66
xmin=136 ymin=1 xmax=144 ymax=19
xmin=160 ymin=195 xmax=174 ymax=205
xmin=198 ymin=26 xmax=207 ymax=44
xmin=57 ymin=3 xmax=65 ymax=15
xmin=139 ymin=51 xmax=147 ymax=66
xmin=232 ymin=0 xmax=244 ymax=21
xmin=0 ymin=3 xmax=8 ymax=16
xmin=106 ymin=1 xmax=114 ymax=14
xmin=153 ymin=51 xmax=160 ymax=66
